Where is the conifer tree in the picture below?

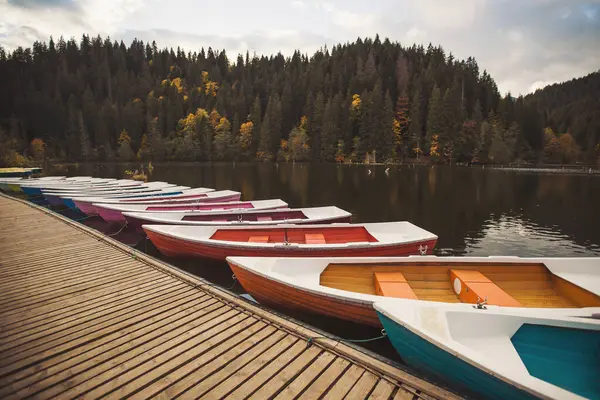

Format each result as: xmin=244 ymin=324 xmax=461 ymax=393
xmin=426 ymin=86 xmax=443 ymax=154
xmin=408 ymin=84 xmax=423 ymax=158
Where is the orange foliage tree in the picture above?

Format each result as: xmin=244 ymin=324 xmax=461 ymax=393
xmin=29 ymin=138 xmax=46 ymax=161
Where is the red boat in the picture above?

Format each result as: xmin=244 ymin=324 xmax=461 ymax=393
xmin=143 ymin=222 xmax=438 ymax=260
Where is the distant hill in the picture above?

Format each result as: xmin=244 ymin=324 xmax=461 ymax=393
xmin=525 ymin=71 xmax=600 ymax=159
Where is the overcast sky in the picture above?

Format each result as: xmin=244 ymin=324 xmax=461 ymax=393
xmin=1 ymin=0 xmax=599 ymax=95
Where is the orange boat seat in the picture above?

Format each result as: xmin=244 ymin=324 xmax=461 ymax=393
xmin=257 ymin=216 xmax=272 ymax=221
xmin=248 ymin=236 xmax=269 ymax=243
xmin=305 ymin=233 xmax=326 ymax=244
xmin=450 ymin=269 xmax=521 ymax=307
xmin=374 ymin=272 xmax=418 ymax=299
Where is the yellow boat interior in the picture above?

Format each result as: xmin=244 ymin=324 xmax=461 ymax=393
xmin=319 ymin=262 xmax=600 ymax=308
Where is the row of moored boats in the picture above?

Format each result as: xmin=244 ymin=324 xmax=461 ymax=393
xmin=1 ymin=175 xmax=599 ymax=400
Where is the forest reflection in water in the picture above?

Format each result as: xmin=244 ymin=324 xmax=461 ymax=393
xmin=54 ymin=162 xmax=600 ymax=257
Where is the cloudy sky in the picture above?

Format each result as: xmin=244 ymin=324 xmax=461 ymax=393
xmin=1 ymin=0 xmax=599 ymax=95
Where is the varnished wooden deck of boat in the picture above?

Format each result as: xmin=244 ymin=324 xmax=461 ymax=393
xmin=321 ymin=263 xmax=600 ymax=308
xmin=0 ymin=194 xmax=459 ymax=400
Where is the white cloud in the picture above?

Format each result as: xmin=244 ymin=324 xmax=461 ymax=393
xmin=0 ymin=0 xmax=598 ymax=95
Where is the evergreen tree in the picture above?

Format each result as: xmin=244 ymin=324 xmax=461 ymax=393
xmin=78 ymin=111 xmax=91 ymax=160
xmin=426 ymin=86 xmax=443 ymax=153
xmin=408 ymin=84 xmax=423 ymax=158
xmin=310 ymin=92 xmax=325 ymax=160
xmin=249 ymin=96 xmax=262 ymax=154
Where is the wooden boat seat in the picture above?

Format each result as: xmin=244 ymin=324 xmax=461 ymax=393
xmin=305 ymin=233 xmax=326 ymax=244
xmin=451 ymin=269 xmax=521 ymax=307
xmin=374 ymin=272 xmax=418 ymax=299
xmin=257 ymin=216 xmax=272 ymax=221
xmin=248 ymin=236 xmax=269 ymax=243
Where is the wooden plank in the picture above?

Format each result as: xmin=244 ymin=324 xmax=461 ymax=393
xmin=0 ymin=261 xmax=148 ymax=312
xmin=128 ymin=324 xmax=279 ymax=400
xmin=345 ymin=371 xmax=379 ymax=399
xmin=0 ymin=258 xmax=147 ymax=302
xmin=0 ymin=269 xmax=162 ymax=321
xmin=226 ymin=341 xmax=317 ymax=399
xmin=272 ymin=351 xmax=336 ymax=399
xmin=157 ymin=328 xmax=289 ymax=399
xmin=0 ymin=280 xmax=185 ymax=350
xmin=0 ymin=288 xmax=200 ymax=375
xmin=2 ymin=298 xmax=223 ymax=397
xmin=367 ymin=378 xmax=397 ymax=399
xmin=54 ymin=312 xmax=250 ymax=399
xmin=249 ymin=348 xmax=323 ymax=399
xmin=0 ymin=275 xmax=173 ymax=338
xmin=322 ymin=364 xmax=365 ymax=400
xmin=393 ymin=385 xmax=417 ymax=400
xmin=191 ymin=335 xmax=300 ymax=399
xmin=300 ymin=357 xmax=351 ymax=398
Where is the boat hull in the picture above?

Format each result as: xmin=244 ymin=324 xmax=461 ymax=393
xmin=146 ymin=228 xmax=437 ymax=261
xmin=229 ymin=261 xmax=381 ymax=326
xmin=96 ymin=205 xmax=128 ymax=224
xmin=45 ymin=193 xmax=66 ymax=206
xmin=22 ymin=186 xmax=43 ymax=196
xmin=73 ymin=200 xmax=100 ymax=216
xmin=8 ymin=183 xmax=22 ymax=193
xmin=377 ymin=311 xmax=537 ymax=400
xmin=125 ymin=213 xmax=352 ymax=232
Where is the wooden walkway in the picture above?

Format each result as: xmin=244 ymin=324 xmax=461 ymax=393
xmin=0 ymin=194 xmax=460 ymax=400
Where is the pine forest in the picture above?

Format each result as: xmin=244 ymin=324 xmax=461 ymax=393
xmin=1 ymin=35 xmax=598 ymax=166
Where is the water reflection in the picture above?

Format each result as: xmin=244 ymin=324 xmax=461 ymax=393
xmin=53 ymin=162 xmax=600 ymax=257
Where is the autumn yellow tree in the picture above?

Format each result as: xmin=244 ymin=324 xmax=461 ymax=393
xmin=118 ymin=129 xmax=135 ymax=161
xmin=29 ymin=138 xmax=46 ymax=161
xmin=237 ymin=121 xmax=254 ymax=157
xmin=213 ymin=116 xmax=233 ymax=159
xmin=137 ymin=134 xmax=149 ymax=160
xmin=430 ymin=134 xmax=441 ymax=160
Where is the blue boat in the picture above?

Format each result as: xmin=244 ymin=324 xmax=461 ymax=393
xmin=375 ymin=299 xmax=600 ymax=400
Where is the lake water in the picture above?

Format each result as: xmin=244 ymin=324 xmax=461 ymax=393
xmin=45 ymin=162 xmax=600 ymax=360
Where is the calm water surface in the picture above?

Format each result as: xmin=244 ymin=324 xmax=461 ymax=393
xmin=45 ymin=162 xmax=600 ymax=362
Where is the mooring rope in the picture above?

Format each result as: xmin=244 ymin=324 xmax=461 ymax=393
xmin=197 ymin=274 xmax=237 ymax=291
xmin=306 ymin=329 xmax=387 ymax=347
xmin=123 ymin=235 xmax=148 ymax=248
xmin=74 ymin=215 xmax=93 ymax=222
xmin=102 ymin=222 xmax=128 ymax=238
xmin=49 ymin=206 xmax=79 ymax=214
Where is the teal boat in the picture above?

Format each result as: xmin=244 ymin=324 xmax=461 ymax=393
xmin=375 ymin=299 xmax=600 ymax=400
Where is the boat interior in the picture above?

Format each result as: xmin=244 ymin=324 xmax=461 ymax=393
xmin=320 ymin=262 xmax=600 ymax=308
xmin=121 ymin=193 xmax=207 ymax=202
xmin=183 ymin=210 xmax=308 ymax=222
xmin=210 ymin=226 xmax=378 ymax=244
xmin=146 ymin=203 xmax=253 ymax=211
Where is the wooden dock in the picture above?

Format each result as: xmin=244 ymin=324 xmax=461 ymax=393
xmin=0 ymin=194 xmax=460 ymax=400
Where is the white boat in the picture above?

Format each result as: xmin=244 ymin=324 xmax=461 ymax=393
xmin=72 ymin=188 xmax=226 ymax=216
xmin=95 ymin=199 xmax=287 ymax=224
xmin=225 ymin=255 xmax=600 ymax=326
xmin=122 ymin=206 xmax=352 ymax=231
xmin=375 ymin=295 xmax=600 ymax=400
xmin=48 ymin=183 xmax=190 ymax=208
